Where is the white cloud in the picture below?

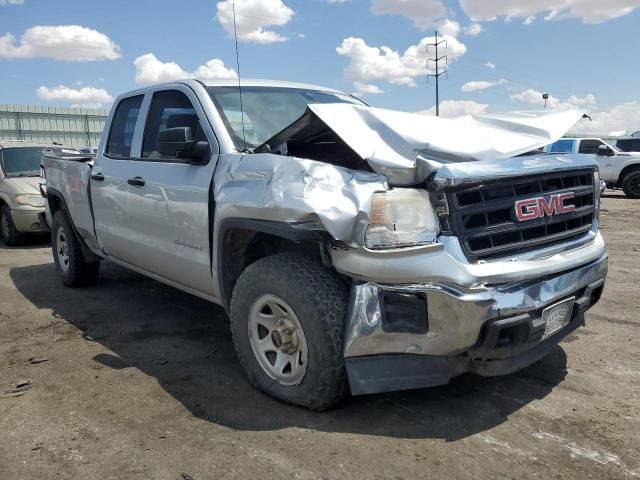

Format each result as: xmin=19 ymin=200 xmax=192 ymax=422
xmin=0 ymin=0 xmax=24 ymax=5
xmin=37 ymin=85 xmax=113 ymax=107
xmin=353 ymin=81 xmax=384 ymax=96
xmin=463 ymin=23 xmax=483 ymax=36
xmin=336 ymin=35 xmax=466 ymax=92
xmin=461 ymin=78 xmax=507 ymax=92
xmin=215 ymin=0 xmax=294 ymax=44
xmin=566 ymin=94 xmax=597 ymax=106
xmin=134 ymin=53 xmax=237 ymax=85
xmin=0 ymin=25 xmax=120 ymax=61
xmin=511 ymin=88 xmax=596 ymax=109
xmin=437 ymin=19 xmax=461 ymax=36
xmin=571 ymin=102 xmax=640 ymax=134
xmin=459 ymin=0 xmax=640 ymax=24
xmin=371 ymin=0 xmax=446 ymax=29
xmin=485 ymin=61 xmax=496 ymax=69
xmin=418 ymin=100 xmax=489 ymax=118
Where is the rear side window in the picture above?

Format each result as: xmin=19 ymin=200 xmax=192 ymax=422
xmin=547 ymin=139 xmax=575 ymax=153
xmin=106 ymin=95 xmax=143 ymax=158
xmin=142 ymin=90 xmax=208 ymax=160
xmin=578 ymin=140 xmax=604 ymax=154
xmin=617 ymin=139 xmax=640 ymax=152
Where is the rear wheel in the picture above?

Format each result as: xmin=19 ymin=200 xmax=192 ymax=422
xmin=230 ymin=253 xmax=349 ymax=411
xmin=622 ymin=170 xmax=640 ymax=199
xmin=0 ymin=205 xmax=25 ymax=246
xmin=51 ymin=210 xmax=100 ymax=287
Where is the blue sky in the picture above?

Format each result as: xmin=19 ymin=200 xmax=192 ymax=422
xmin=1 ymin=0 xmax=639 ymax=133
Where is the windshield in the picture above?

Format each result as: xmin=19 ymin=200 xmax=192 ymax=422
xmin=1 ymin=147 xmax=43 ymax=177
xmin=206 ymin=86 xmax=365 ymax=149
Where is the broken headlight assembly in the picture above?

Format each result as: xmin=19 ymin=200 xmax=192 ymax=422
xmin=364 ymin=189 xmax=439 ymax=250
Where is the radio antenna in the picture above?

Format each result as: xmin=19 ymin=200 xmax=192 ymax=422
xmin=232 ymin=2 xmax=247 ymax=151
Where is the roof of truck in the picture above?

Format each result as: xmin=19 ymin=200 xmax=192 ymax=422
xmin=128 ymin=78 xmax=345 ymax=95
xmin=196 ymin=78 xmax=344 ymax=93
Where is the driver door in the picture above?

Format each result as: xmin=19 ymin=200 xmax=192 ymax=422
xmin=579 ymin=139 xmax=616 ymax=180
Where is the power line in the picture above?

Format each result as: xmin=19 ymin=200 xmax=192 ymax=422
xmin=426 ymin=30 xmax=447 ymax=117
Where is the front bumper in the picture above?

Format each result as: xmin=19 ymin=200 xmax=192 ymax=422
xmin=11 ymin=208 xmax=49 ymax=233
xmin=343 ymin=252 xmax=607 ymax=395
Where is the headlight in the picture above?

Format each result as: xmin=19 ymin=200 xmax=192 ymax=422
xmin=365 ymin=189 xmax=439 ymax=249
xmin=15 ymin=194 xmax=45 ymax=208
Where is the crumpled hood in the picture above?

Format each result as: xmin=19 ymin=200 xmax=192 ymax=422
xmin=259 ymin=104 xmax=585 ymax=185
xmin=4 ymin=176 xmax=41 ymax=194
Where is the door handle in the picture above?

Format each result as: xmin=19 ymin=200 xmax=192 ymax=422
xmin=127 ymin=176 xmax=146 ymax=187
xmin=91 ymin=173 xmax=105 ymax=182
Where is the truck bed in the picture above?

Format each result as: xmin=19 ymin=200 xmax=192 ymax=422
xmin=43 ymin=149 xmax=100 ymax=253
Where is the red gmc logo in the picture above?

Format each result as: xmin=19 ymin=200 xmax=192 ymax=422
xmin=515 ymin=193 xmax=576 ymax=221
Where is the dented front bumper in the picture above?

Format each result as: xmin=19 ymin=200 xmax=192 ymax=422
xmin=340 ymin=245 xmax=608 ymax=395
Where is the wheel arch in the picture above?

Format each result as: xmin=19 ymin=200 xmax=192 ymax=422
xmin=617 ymin=162 xmax=640 ymax=186
xmin=216 ymin=218 xmax=330 ymax=312
xmin=0 ymin=191 xmax=12 ymax=209
xmin=47 ymin=187 xmax=100 ymax=263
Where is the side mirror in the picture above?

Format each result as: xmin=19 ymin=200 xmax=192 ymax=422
xmin=597 ymin=145 xmax=614 ymax=157
xmin=157 ymin=127 xmax=210 ymax=163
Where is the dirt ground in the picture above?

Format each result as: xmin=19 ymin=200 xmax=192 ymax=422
xmin=0 ymin=191 xmax=638 ymax=480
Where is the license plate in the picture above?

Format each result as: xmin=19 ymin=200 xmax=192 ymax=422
xmin=542 ymin=297 xmax=575 ymax=339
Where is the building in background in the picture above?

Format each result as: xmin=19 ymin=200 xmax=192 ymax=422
xmin=0 ymin=105 xmax=108 ymax=148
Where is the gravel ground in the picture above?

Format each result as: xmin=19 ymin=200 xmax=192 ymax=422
xmin=0 ymin=191 xmax=638 ymax=480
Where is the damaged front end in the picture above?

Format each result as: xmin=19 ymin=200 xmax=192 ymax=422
xmin=215 ymin=102 xmax=607 ymax=395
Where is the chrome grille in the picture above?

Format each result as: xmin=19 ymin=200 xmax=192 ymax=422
xmin=444 ymin=170 xmax=596 ymax=261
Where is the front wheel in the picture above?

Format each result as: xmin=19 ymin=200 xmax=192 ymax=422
xmin=0 ymin=205 xmax=25 ymax=246
xmin=622 ymin=170 xmax=640 ymax=199
xmin=51 ymin=210 xmax=100 ymax=287
xmin=230 ymin=253 xmax=349 ymax=411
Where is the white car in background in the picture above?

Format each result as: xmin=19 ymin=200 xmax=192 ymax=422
xmin=545 ymin=137 xmax=640 ymax=198
xmin=0 ymin=142 xmax=50 ymax=245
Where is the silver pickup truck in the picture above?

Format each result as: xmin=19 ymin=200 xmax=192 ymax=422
xmin=43 ymin=79 xmax=608 ymax=410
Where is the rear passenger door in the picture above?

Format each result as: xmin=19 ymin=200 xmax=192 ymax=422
xmin=120 ymin=87 xmax=219 ymax=296
xmin=91 ymin=95 xmax=144 ymax=261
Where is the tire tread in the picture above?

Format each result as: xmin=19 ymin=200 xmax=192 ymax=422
xmin=230 ymin=253 xmax=349 ymax=411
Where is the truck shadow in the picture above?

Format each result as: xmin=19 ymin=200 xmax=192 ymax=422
xmin=10 ymin=262 xmax=569 ymax=441
xmin=0 ymin=235 xmax=49 ymax=249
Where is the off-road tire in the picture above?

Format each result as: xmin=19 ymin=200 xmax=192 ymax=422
xmin=230 ymin=253 xmax=349 ymax=411
xmin=0 ymin=204 xmax=25 ymax=246
xmin=622 ymin=170 xmax=640 ymax=199
xmin=51 ymin=210 xmax=100 ymax=287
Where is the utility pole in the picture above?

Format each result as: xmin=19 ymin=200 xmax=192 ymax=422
xmin=427 ymin=30 xmax=447 ymax=116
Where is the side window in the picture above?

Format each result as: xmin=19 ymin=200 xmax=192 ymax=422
xmin=106 ymin=95 xmax=143 ymax=158
xmin=617 ymin=139 xmax=640 ymax=152
xmin=547 ymin=139 xmax=575 ymax=153
xmin=578 ymin=140 xmax=604 ymax=154
xmin=142 ymin=90 xmax=208 ymax=160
